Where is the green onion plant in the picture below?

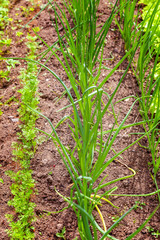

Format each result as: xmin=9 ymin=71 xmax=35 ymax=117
xmin=119 ymin=0 xmax=160 ymax=201
xmin=115 ymin=0 xmax=138 ymax=52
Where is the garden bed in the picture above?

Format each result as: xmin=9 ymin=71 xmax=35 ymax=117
xmin=0 ymin=0 xmax=160 ymax=239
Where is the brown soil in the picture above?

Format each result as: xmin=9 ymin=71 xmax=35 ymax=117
xmin=0 ymin=0 xmax=160 ymax=240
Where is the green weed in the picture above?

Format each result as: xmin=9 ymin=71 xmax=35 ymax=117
xmin=146 ymin=226 xmax=160 ymax=239
xmin=56 ymin=226 xmax=66 ymax=239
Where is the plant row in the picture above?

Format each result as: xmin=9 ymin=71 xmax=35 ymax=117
xmin=1 ymin=0 xmax=160 ymax=239
xmin=5 ymin=32 xmax=40 ymax=239
xmin=0 ymin=1 xmax=41 ymax=239
xmin=118 ymin=0 xmax=160 ymax=202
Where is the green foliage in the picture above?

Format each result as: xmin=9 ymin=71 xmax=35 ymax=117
xmin=56 ymin=227 xmax=66 ymax=239
xmin=0 ymin=60 xmax=20 ymax=83
xmin=30 ymin=1 xmax=157 ymax=239
xmin=3 ymin=0 xmax=159 ymax=239
xmin=0 ymin=178 xmax=4 ymax=183
xmin=115 ymin=0 xmax=138 ymax=52
xmin=136 ymin=2 xmax=160 ymax=183
xmin=119 ymin=0 xmax=160 ymax=204
xmin=0 ymin=36 xmax=12 ymax=47
xmin=6 ymin=169 xmax=36 ymax=240
xmin=138 ymin=0 xmax=160 ymax=116
xmin=20 ymin=6 xmax=34 ymax=17
xmin=0 ymin=1 xmax=17 ymax=85
xmin=6 ymin=33 xmax=39 ymax=239
xmin=146 ymin=226 xmax=160 ymax=239
xmin=0 ymin=109 xmax=3 ymax=116
xmin=0 ymin=69 xmax=10 ymax=81
xmin=0 ymin=97 xmax=3 ymax=116
xmin=139 ymin=0 xmax=160 ymax=53
xmin=0 ymin=0 xmax=10 ymax=29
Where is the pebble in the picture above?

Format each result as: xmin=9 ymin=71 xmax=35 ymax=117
xmin=37 ymin=172 xmax=47 ymax=178
xmin=11 ymin=118 xmax=19 ymax=122
xmin=42 ymin=158 xmax=48 ymax=165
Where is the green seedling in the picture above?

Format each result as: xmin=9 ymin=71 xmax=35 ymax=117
xmin=56 ymin=227 xmax=66 ymax=239
xmin=11 ymin=26 xmax=17 ymax=30
xmin=0 ymin=37 xmax=12 ymax=47
xmin=0 ymin=70 xmax=10 ymax=81
xmin=16 ymin=31 xmax=23 ymax=37
xmin=112 ymin=215 xmax=120 ymax=223
xmin=4 ymin=96 xmax=18 ymax=105
xmin=0 ymin=178 xmax=4 ymax=183
xmin=6 ymin=59 xmax=20 ymax=71
xmin=146 ymin=226 xmax=160 ymax=239
xmin=0 ymin=109 xmax=3 ymax=116
xmin=134 ymin=201 xmax=146 ymax=210
xmin=32 ymin=26 xmax=40 ymax=32
xmin=20 ymin=6 xmax=34 ymax=17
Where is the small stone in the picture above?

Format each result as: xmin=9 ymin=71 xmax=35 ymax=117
xmin=57 ymin=223 xmax=63 ymax=231
xmin=37 ymin=172 xmax=47 ymax=178
xmin=42 ymin=158 xmax=48 ymax=165
xmin=11 ymin=118 xmax=19 ymax=122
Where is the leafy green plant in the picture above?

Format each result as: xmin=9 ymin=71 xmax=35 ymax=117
xmin=5 ymin=170 xmax=36 ymax=240
xmin=0 ymin=0 xmax=12 ymax=29
xmin=0 ymin=69 xmax=10 ymax=81
xmin=5 ymin=33 xmax=40 ymax=239
xmin=20 ymin=6 xmax=34 ymax=17
xmin=0 ymin=36 xmax=12 ymax=47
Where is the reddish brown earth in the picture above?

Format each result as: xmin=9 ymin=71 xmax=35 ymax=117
xmin=0 ymin=0 xmax=160 ymax=240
